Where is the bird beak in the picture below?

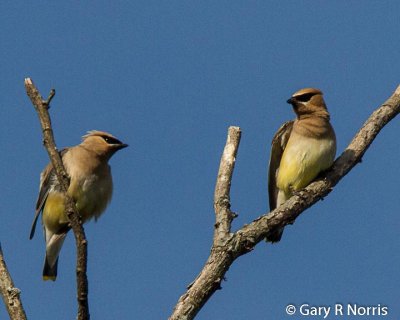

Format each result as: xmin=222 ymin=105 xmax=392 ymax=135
xmin=116 ymin=143 xmax=128 ymax=150
xmin=287 ymin=97 xmax=295 ymax=104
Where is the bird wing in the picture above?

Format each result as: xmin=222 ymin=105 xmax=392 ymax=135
xmin=268 ymin=121 xmax=293 ymax=210
xmin=30 ymin=149 xmax=68 ymax=239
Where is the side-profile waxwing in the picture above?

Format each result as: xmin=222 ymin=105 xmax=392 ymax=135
xmin=267 ymin=88 xmax=336 ymax=243
xmin=30 ymin=130 xmax=128 ymax=280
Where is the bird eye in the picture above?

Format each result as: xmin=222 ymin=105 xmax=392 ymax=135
xmin=295 ymin=93 xmax=314 ymax=102
xmin=102 ymin=136 xmax=122 ymax=145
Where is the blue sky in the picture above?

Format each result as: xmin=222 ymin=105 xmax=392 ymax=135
xmin=1 ymin=2 xmax=399 ymax=319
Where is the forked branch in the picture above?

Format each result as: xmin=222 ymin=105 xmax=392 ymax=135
xmin=24 ymin=78 xmax=90 ymax=320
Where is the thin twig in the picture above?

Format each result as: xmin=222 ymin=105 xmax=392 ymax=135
xmin=169 ymin=85 xmax=400 ymax=320
xmin=0 ymin=243 xmax=27 ymax=320
xmin=24 ymin=78 xmax=90 ymax=320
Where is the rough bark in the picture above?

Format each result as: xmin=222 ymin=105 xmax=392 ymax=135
xmin=0 ymin=244 xmax=27 ymax=320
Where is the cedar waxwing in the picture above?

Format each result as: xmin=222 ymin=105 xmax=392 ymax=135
xmin=30 ymin=130 xmax=127 ymax=281
xmin=267 ymin=88 xmax=336 ymax=243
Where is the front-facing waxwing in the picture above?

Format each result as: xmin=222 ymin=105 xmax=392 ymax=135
xmin=30 ymin=130 xmax=128 ymax=281
xmin=267 ymin=88 xmax=336 ymax=243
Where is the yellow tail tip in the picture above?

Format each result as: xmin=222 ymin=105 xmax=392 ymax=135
xmin=43 ymin=275 xmax=56 ymax=281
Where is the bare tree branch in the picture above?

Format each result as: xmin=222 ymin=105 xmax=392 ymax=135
xmin=24 ymin=78 xmax=90 ymax=320
xmin=169 ymin=85 xmax=400 ymax=320
xmin=213 ymin=126 xmax=241 ymax=245
xmin=0 ymin=243 xmax=27 ymax=320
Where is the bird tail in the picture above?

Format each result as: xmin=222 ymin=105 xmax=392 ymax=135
xmin=265 ymin=227 xmax=284 ymax=243
xmin=43 ymin=256 xmax=59 ymax=281
xmin=43 ymin=232 xmax=67 ymax=281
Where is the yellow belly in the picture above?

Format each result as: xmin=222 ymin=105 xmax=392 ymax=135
xmin=42 ymin=193 xmax=69 ymax=233
xmin=277 ymin=135 xmax=335 ymax=193
xmin=42 ymin=177 xmax=112 ymax=234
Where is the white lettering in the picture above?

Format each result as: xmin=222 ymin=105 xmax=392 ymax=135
xmin=335 ymin=303 xmax=343 ymax=315
xmin=300 ymin=304 xmax=310 ymax=315
xmin=322 ymin=306 xmax=331 ymax=319
xmin=347 ymin=304 xmax=389 ymax=316
xmin=381 ymin=306 xmax=388 ymax=316
xmin=358 ymin=306 xmax=367 ymax=315
xmin=300 ymin=304 xmax=330 ymax=318
xmin=347 ymin=304 xmax=357 ymax=315
xmin=297 ymin=303 xmax=388 ymax=317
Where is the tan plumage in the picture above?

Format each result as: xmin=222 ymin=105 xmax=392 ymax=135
xmin=267 ymin=88 xmax=336 ymax=243
xmin=30 ymin=131 xmax=127 ymax=280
